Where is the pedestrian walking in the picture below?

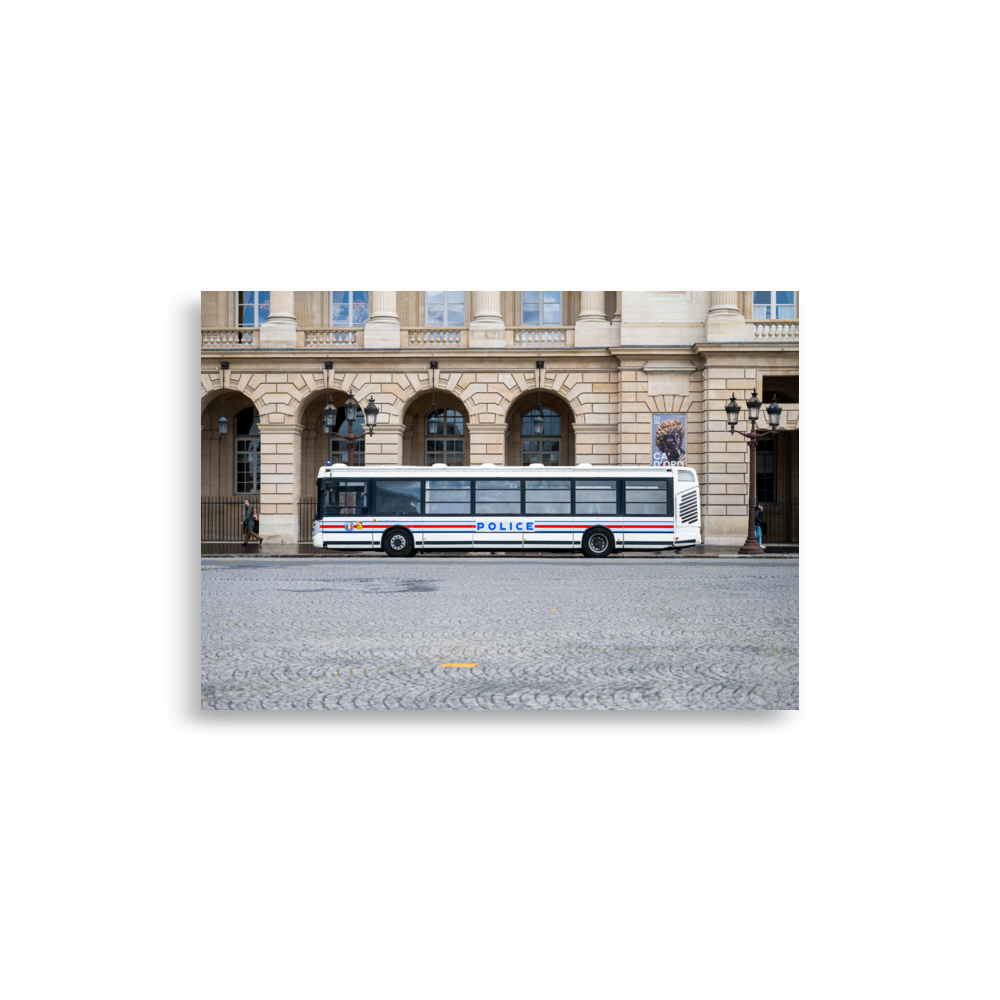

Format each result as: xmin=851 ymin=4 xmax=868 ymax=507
xmin=754 ymin=503 xmax=766 ymax=549
xmin=243 ymin=498 xmax=262 ymax=545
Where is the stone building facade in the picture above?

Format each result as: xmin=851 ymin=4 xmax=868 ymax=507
xmin=200 ymin=291 xmax=799 ymax=545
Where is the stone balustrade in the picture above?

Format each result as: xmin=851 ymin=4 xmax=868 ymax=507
xmin=404 ymin=328 xmax=468 ymax=347
xmin=303 ymin=328 xmax=363 ymax=348
xmin=749 ymin=320 xmax=799 ymax=342
xmin=511 ymin=327 xmax=572 ymax=347
xmin=201 ymin=328 xmax=257 ymax=348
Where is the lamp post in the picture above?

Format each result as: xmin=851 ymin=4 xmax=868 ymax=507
xmin=323 ymin=391 xmax=380 ymax=466
xmin=725 ymin=390 xmax=782 ymax=554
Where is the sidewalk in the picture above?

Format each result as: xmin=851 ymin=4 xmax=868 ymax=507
xmin=201 ymin=542 xmax=798 ymax=559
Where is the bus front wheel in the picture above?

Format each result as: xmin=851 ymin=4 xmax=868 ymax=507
xmin=383 ymin=528 xmax=414 ymax=557
xmin=582 ymin=528 xmax=614 ymax=558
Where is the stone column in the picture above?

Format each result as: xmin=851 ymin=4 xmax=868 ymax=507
xmin=364 ymin=291 xmax=401 ymax=349
xmin=364 ymin=423 xmax=405 ymax=467
xmin=259 ymin=291 xmax=298 ymax=348
xmin=469 ymin=291 xmax=505 ymax=349
xmin=469 ymin=419 xmax=507 ymax=465
xmin=576 ymin=290 xmax=616 ymax=347
xmin=709 ymin=291 xmax=740 ymax=314
xmin=706 ymin=292 xmax=747 ymax=342
xmin=258 ymin=421 xmax=303 ymax=545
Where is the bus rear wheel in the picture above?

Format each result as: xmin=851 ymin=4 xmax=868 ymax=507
xmin=383 ymin=528 xmax=414 ymax=557
xmin=582 ymin=528 xmax=614 ymax=558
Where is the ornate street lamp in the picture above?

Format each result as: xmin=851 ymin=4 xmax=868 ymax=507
xmin=218 ymin=361 xmax=229 ymax=437
xmin=727 ymin=391 xmax=783 ymax=554
xmin=534 ymin=359 xmax=545 ymax=436
xmin=324 ymin=392 xmax=379 ymax=466
xmin=427 ymin=360 xmax=440 ymax=436
xmin=344 ymin=392 xmax=360 ymax=424
xmin=766 ymin=394 xmax=782 ymax=429
xmin=322 ymin=399 xmax=337 ymax=435
xmin=725 ymin=393 xmax=740 ymax=432
xmin=364 ymin=396 xmax=379 ymax=430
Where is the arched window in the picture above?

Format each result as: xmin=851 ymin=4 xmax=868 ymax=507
xmin=425 ymin=292 xmax=465 ymax=326
xmin=752 ymin=291 xmax=796 ymax=319
xmin=329 ymin=408 xmax=366 ymax=466
xmin=330 ymin=291 xmax=370 ymax=326
xmin=234 ymin=406 xmax=260 ymax=493
xmin=521 ymin=291 xmax=561 ymax=325
xmin=521 ymin=408 xmax=561 ymax=466
xmin=426 ymin=408 xmax=465 ymax=466
xmin=238 ymin=291 xmax=270 ymax=326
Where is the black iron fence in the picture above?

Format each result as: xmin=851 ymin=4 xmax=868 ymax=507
xmin=202 ymin=496 xmax=260 ymax=541
xmin=201 ymin=496 xmax=318 ymax=543
xmin=299 ymin=499 xmax=318 ymax=542
xmin=759 ymin=501 xmax=798 ymax=545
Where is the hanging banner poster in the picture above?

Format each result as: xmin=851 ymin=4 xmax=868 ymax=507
xmin=652 ymin=413 xmax=686 ymax=466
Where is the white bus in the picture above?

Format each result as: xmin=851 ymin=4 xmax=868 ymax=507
xmin=312 ymin=463 xmax=701 ymax=557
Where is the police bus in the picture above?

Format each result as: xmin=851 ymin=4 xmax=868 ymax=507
xmin=313 ymin=462 xmax=701 ymax=557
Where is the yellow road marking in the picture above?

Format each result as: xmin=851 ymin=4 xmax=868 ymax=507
xmin=440 ymin=663 xmax=478 ymax=668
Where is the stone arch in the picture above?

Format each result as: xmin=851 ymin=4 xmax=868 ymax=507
xmin=398 ymin=389 xmax=471 ymax=466
xmin=201 ymin=388 xmax=259 ymax=496
xmin=291 ymin=370 xmax=413 ymax=429
xmin=505 ymin=389 xmax=576 ymax=467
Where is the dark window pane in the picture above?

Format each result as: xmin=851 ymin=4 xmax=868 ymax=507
xmin=476 ymin=481 xmax=520 ymax=491
xmin=375 ymin=480 xmax=422 ymax=515
xmin=575 ymin=502 xmax=617 ymax=515
xmin=257 ymin=292 xmax=270 ymax=324
xmin=776 ymin=291 xmax=794 ymax=304
xmin=322 ymin=481 xmax=368 ymax=516
xmin=524 ymin=489 xmax=569 ymax=501
xmin=753 ymin=291 xmax=771 ymax=303
xmin=626 ymin=480 xmax=666 ymax=489
xmin=526 ymin=480 xmax=568 ymax=490
xmin=331 ymin=290 xmax=349 ymax=305
xmin=575 ymin=490 xmax=616 ymax=503
xmin=625 ymin=502 xmax=668 ymax=516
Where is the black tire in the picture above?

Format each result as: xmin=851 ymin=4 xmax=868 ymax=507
xmin=383 ymin=528 xmax=414 ymax=557
xmin=582 ymin=528 xmax=614 ymax=558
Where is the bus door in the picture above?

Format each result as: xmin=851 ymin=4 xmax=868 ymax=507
xmin=321 ymin=479 xmax=374 ymax=549
xmin=423 ymin=479 xmax=473 ymax=551
xmin=473 ymin=479 xmax=523 ymax=550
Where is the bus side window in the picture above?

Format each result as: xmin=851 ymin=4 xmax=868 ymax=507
xmin=323 ymin=480 xmax=368 ymax=517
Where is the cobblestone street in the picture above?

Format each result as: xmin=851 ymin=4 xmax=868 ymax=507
xmin=201 ymin=557 xmax=798 ymax=710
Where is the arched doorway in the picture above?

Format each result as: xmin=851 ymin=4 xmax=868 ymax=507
xmin=506 ymin=390 xmax=575 ymax=466
xmin=400 ymin=391 xmax=470 ymax=466
xmin=201 ymin=390 xmax=260 ymax=496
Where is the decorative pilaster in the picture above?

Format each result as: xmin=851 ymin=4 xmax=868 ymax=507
xmin=469 ymin=291 xmax=505 ymax=349
xmin=364 ymin=423 xmax=405 ymax=467
xmin=365 ymin=291 xmax=401 ymax=349
xmin=258 ymin=421 xmax=303 ymax=545
xmin=576 ymin=290 xmax=616 ymax=347
xmin=469 ymin=420 xmax=507 ymax=465
xmin=259 ymin=291 xmax=298 ymax=348
xmin=706 ymin=291 xmax=747 ymax=342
